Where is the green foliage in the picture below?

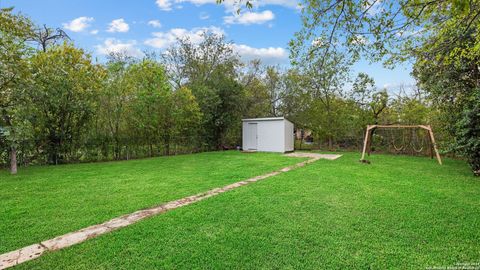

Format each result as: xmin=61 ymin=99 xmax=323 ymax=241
xmin=455 ymin=93 xmax=480 ymax=175
xmin=127 ymin=58 xmax=173 ymax=155
xmin=296 ymin=49 xmax=352 ymax=148
xmin=0 ymin=8 xmax=33 ymax=95
xmin=0 ymin=8 xmax=35 ymax=173
xmin=290 ymin=0 xmax=480 ymax=66
xmin=94 ymin=53 xmax=134 ymax=159
xmin=90 ymin=54 xmax=204 ymax=160
xmin=171 ymin=87 xmax=202 ymax=141
xmin=413 ymin=11 xmax=480 ymax=174
xmin=163 ymin=32 xmax=245 ymax=148
xmin=352 ymin=72 xmax=389 ymax=125
xmin=242 ymin=65 xmax=271 ymax=118
xmin=389 ymin=95 xmax=430 ymax=125
xmin=29 ymin=43 xmax=105 ymax=164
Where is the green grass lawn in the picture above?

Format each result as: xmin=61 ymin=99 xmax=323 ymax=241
xmin=4 ymin=152 xmax=480 ymax=269
xmin=0 ymin=151 xmax=305 ymax=254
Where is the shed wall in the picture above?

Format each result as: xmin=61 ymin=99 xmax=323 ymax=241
xmin=256 ymin=120 xmax=285 ymax=152
xmin=284 ymin=120 xmax=294 ymax=152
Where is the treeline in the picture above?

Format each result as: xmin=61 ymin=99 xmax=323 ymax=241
xmin=0 ymin=7 xmax=468 ymax=174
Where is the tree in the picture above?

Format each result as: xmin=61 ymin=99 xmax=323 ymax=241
xmin=264 ymin=66 xmax=284 ymax=117
xmin=0 ymin=8 xmax=34 ymax=174
xmin=127 ymin=58 xmax=173 ymax=156
xmin=413 ymin=16 xmax=480 ymax=174
xmin=162 ymin=32 xmax=245 ymax=149
xmin=162 ymin=31 xmax=240 ymax=89
xmin=29 ymin=44 xmax=105 ymax=164
xmin=279 ymin=69 xmax=309 ymax=122
xmin=287 ymin=0 xmax=480 ymax=66
xmin=456 ymin=94 xmax=480 ymax=176
xmin=241 ymin=62 xmax=291 ymax=119
xmin=351 ymin=72 xmax=388 ymax=125
xmin=300 ymin=50 xmax=351 ymax=149
xmin=171 ymin=87 xmax=202 ymax=151
xmin=241 ymin=60 xmax=271 ymax=118
xmin=96 ymin=53 xmax=135 ymax=160
xmin=31 ymin=24 xmax=70 ymax=52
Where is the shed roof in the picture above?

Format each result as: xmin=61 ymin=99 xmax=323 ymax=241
xmin=242 ymin=117 xmax=292 ymax=123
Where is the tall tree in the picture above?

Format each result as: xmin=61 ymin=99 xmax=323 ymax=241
xmin=29 ymin=44 xmax=105 ymax=164
xmin=96 ymin=53 xmax=135 ymax=159
xmin=127 ymin=58 xmax=173 ymax=156
xmin=287 ymin=0 xmax=480 ymax=66
xmin=241 ymin=60 xmax=271 ymax=118
xmin=0 ymin=8 xmax=34 ymax=174
xmin=171 ymin=87 xmax=202 ymax=152
xmin=163 ymin=32 xmax=245 ymax=148
xmin=301 ymin=50 xmax=350 ymax=149
xmin=264 ymin=66 xmax=284 ymax=117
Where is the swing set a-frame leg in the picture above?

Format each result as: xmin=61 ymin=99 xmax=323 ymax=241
xmin=360 ymin=125 xmax=375 ymax=163
xmin=426 ymin=126 xmax=442 ymax=165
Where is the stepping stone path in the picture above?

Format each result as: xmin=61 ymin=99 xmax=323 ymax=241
xmin=0 ymin=152 xmax=341 ymax=269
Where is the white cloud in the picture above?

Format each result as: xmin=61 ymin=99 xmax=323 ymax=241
xmin=143 ymin=25 xmax=287 ymax=65
xmin=95 ymin=39 xmax=144 ymax=58
xmin=156 ymin=0 xmax=173 ymax=10
xmin=107 ymin=19 xmax=130 ymax=33
xmin=224 ymin=10 xmax=275 ymax=25
xmin=62 ymin=17 xmax=94 ymax=32
xmin=232 ymin=44 xmax=288 ymax=65
xmin=90 ymin=29 xmax=99 ymax=35
xmin=144 ymin=26 xmax=225 ymax=49
xmin=148 ymin=20 xmax=162 ymax=28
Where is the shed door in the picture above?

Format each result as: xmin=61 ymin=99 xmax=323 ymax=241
xmin=247 ymin=123 xmax=258 ymax=150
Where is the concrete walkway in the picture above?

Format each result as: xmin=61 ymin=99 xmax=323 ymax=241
xmin=0 ymin=152 xmax=341 ymax=269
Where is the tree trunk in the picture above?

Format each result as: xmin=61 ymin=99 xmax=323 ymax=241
xmin=10 ymin=147 xmax=17 ymax=175
xmin=164 ymin=136 xmax=170 ymax=156
xmin=114 ymin=137 xmax=120 ymax=160
xmin=328 ymin=136 xmax=333 ymax=150
xmin=299 ymin=133 xmax=303 ymax=150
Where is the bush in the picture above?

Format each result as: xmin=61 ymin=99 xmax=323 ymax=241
xmin=456 ymin=92 xmax=480 ymax=176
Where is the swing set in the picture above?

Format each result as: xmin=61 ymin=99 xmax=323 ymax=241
xmin=360 ymin=125 xmax=442 ymax=165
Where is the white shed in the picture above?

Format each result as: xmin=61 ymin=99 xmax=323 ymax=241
xmin=242 ymin=117 xmax=294 ymax=153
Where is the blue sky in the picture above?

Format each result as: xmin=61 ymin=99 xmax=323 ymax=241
xmin=3 ymin=0 xmax=415 ymax=90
